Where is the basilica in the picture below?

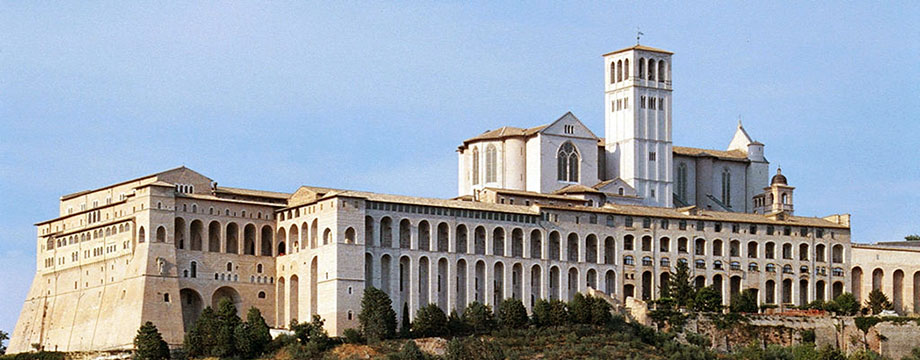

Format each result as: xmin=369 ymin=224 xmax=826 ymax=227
xmin=7 ymin=43 xmax=917 ymax=354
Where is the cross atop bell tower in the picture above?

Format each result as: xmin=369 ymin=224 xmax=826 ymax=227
xmin=603 ymin=44 xmax=674 ymax=207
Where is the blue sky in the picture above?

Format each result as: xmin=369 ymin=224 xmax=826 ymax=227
xmin=1 ymin=2 xmax=918 ymax=337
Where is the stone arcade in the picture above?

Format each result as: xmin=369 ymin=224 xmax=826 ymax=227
xmin=8 ymin=44 xmax=913 ymax=354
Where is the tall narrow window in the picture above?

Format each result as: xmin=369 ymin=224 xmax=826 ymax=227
xmin=610 ymin=61 xmax=616 ymax=83
xmin=485 ymin=145 xmax=497 ymax=183
xmin=624 ymin=59 xmax=629 ymax=80
xmin=557 ymin=142 xmax=579 ymax=182
xmin=617 ymin=60 xmax=623 ymax=82
xmin=677 ymin=163 xmax=688 ymax=202
xmin=721 ymin=169 xmax=731 ymax=207
xmin=471 ymin=147 xmax=480 ymax=185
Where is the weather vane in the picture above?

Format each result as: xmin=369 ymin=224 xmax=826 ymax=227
xmin=637 ymin=27 xmax=644 ymax=45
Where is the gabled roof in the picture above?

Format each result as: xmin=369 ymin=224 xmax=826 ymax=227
xmin=215 ymin=186 xmax=291 ymax=199
xmin=460 ymin=125 xmax=546 ymax=147
xmin=603 ymin=44 xmax=673 ymax=56
xmin=672 ymin=146 xmax=749 ymax=162
xmin=458 ymin=112 xmax=597 ymax=150
xmin=554 ymin=184 xmax=602 ymax=195
xmin=60 ymin=166 xmax=206 ymax=200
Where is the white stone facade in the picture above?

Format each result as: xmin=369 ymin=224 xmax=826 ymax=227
xmin=14 ymin=43 xmax=907 ymax=357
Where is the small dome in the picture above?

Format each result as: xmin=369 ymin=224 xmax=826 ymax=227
xmin=771 ymin=168 xmax=787 ymax=185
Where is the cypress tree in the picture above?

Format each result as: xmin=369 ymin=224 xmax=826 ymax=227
xmin=358 ymin=287 xmax=397 ymax=343
xmin=400 ymin=302 xmax=412 ymax=338
xmin=134 ymin=321 xmax=170 ymax=360
xmin=213 ymin=298 xmax=241 ymax=358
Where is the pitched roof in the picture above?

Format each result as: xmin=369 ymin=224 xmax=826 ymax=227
xmin=603 ymin=44 xmax=674 ymax=56
xmin=553 ymin=184 xmax=602 ymax=195
xmin=60 ymin=166 xmax=198 ymax=200
xmin=460 ymin=125 xmax=546 ymax=146
xmin=214 ymin=186 xmax=291 ymax=199
xmin=672 ymin=146 xmax=749 ymax=162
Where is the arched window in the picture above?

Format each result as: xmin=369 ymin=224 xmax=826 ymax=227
xmin=485 ymin=145 xmax=497 ymax=183
xmin=471 ymin=147 xmax=480 ymax=185
xmin=191 ymin=261 xmax=197 ymax=278
xmin=556 ymin=142 xmax=579 ymax=182
xmin=639 ymin=58 xmax=645 ymax=78
xmin=658 ymin=61 xmax=666 ymax=82
xmin=616 ymin=60 xmax=623 ymax=82
xmin=610 ymin=61 xmax=616 ymax=83
xmin=677 ymin=163 xmax=688 ymax=202
xmin=624 ymin=59 xmax=629 ymax=80
xmin=138 ymin=227 xmax=145 ymax=243
xmin=226 ymin=262 xmax=233 ymax=272
xmin=648 ymin=59 xmax=656 ymax=81
xmin=721 ymin=169 xmax=731 ymax=206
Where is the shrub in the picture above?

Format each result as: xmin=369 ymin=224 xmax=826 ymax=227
xmin=0 ymin=352 xmax=66 ymax=360
xmin=729 ymin=289 xmax=759 ymax=313
xmin=531 ymin=299 xmax=568 ymax=327
xmin=832 ymin=293 xmax=860 ymax=316
xmin=358 ymin=287 xmax=397 ymax=343
xmin=444 ymin=337 xmax=504 ymax=360
xmin=291 ymin=315 xmax=332 ymax=352
xmin=497 ymin=298 xmax=529 ymax=329
xmin=461 ymin=301 xmax=495 ymax=334
xmin=446 ymin=309 xmax=468 ymax=336
xmin=134 ymin=321 xmax=170 ymax=360
xmin=864 ymin=289 xmax=892 ymax=315
xmin=392 ymin=340 xmax=426 ymax=360
xmin=692 ymin=286 xmax=723 ymax=313
xmin=343 ymin=328 xmax=365 ymax=344
xmin=412 ymin=304 xmax=447 ymax=338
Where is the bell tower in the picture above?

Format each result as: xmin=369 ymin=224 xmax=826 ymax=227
xmin=603 ymin=44 xmax=674 ymax=207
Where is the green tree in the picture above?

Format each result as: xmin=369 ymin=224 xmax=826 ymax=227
xmin=531 ymin=298 xmax=568 ymax=327
xmin=358 ymin=287 xmax=397 ymax=343
xmin=461 ymin=301 xmax=495 ymax=334
xmin=0 ymin=329 xmax=8 ymax=355
xmin=234 ymin=307 xmax=271 ymax=359
xmin=568 ymin=293 xmax=592 ymax=324
xmin=496 ymin=298 xmax=528 ymax=329
xmin=832 ymin=292 xmax=860 ymax=316
xmin=400 ymin=302 xmax=412 ymax=338
xmin=669 ymin=260 xmax=696 ymax=307
xmin=729 ymin=289 xmax=759 ymax=313
xmin=905 ymin=234 xmax=920 ymax=241
xmin=134 ymin=321 xmax=170 ymax=360
xmin=854 ymin=316 xmax=882 ymax=350
xmin=183 ymin=306 xmax=218 ymax=357
xmin=213 ymin=298 xmax=241 ymax=358
xmin=588 ymin=296 xmax=612 ymax=326
xmin=692 ymin=286 xmax=723 ymax=313
xmin=412 ymin=304 xmax=447 ymax=338
xmin=649 ymin=297 xmax=686 ymax=331
xmin=291 ymin=315 xmax=331 ymax=351
xmin=864 ymin=289 xmax=892 ymax=315
xmin=446 ymin=309 xmax=467 ymax=336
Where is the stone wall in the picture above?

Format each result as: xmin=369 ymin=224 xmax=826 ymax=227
xmin=689 ymin=314 xmax=920 ymax=359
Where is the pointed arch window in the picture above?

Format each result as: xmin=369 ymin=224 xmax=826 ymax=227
xmin=557 ymin=142 xmax=579 ymax=182
xmin=485 ymin=145 xmax=497 ymax=183
xmin=471 ymin=147 xmax=480 ymax=185
xmin=721 ymin=169 xmax=732 ymax=207
xmin=677 ymin=163 xmax=688 ymax=202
